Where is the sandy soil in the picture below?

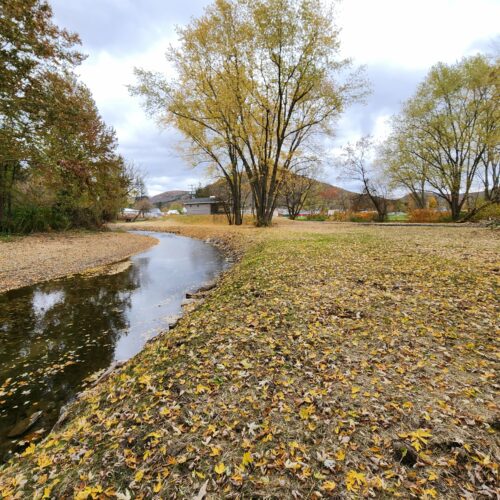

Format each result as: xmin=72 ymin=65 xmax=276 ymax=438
xmin=0 ymin=231 xmax=157 ymax=293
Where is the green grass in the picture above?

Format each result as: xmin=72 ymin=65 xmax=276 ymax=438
xmin=0 ymin=234 xmax=17 ymax=242
xmin=387 ymin=213 xmax=409 ymax=222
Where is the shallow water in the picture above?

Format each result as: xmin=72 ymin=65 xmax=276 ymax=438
xmin=0 ymin=231 xmax=225 ymax=460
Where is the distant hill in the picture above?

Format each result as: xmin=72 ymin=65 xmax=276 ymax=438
xmin=197 ymin=177 xmax=380 ymax=210
xmin=149 ymin=190 xmax=191 ymax=207
xmin=149 ymin=181 xmax=485 ymax=214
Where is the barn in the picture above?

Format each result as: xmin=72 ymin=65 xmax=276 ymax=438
xmin=183 ymin=197 xmax=223 ymax=215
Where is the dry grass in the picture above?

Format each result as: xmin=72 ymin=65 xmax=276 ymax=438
xmin=0 ymin=220 xmax=498 ymax=498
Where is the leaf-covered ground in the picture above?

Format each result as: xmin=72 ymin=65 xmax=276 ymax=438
xmin=0 ymin=231 xmax=156 ymax=293
xmin=0 ymin=220 xmax=498 ymax=499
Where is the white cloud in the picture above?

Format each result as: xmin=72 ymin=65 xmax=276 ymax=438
xmin=372 ymin=114 xmax=392 ymax=142
xmin=337 ymin=0 xmax=500 ymax=69
xmin=52 ymin=0 xmax=500 ymax=194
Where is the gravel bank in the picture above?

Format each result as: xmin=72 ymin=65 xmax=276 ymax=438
xmin=0 ymin=231 xmax=157 ymax=293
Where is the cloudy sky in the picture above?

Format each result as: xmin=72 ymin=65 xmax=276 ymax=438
xmin=51 ymin=0 xmax=500 ymax=195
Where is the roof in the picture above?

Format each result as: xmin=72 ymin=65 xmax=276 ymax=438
xmin=184 ymin=197 xmax=220 ymax=205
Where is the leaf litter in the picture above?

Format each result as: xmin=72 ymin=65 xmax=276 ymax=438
xmin=0 ymin=220 xmax=498 ymax=498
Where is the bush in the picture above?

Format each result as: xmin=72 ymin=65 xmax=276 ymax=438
xmin=470 ymin=203 xmax=500 ymax=222
xmin=3 ymin=205 xmax=70 ymax=233
xmin=305 ymin=214 xmax=328 ymax=221
xmin=349 ymin=211 xmax=378 ymax=222
xmin=0 ymin=204 xmax=101 ymax=234
xmin=409 ymin=209 xmax=451 ymax=223
xmin=327 ymin=211 xmax=347 ymax=222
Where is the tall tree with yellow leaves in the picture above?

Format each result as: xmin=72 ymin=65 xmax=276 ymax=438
xmin=132 ymin=0 xmax=364 ymax=226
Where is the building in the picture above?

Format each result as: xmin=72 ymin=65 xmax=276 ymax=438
xmin=184 ymin=197 xmax=223 ymax=215
xmin=145 ymin=208 xmax=162 ymax=218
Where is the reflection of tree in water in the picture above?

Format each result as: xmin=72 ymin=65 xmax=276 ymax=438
xmin=0 ymin=261 xmax=144 ymax=459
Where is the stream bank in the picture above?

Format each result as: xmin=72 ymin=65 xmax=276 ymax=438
xmin=0 ymin=231 xmax=226 ymax=460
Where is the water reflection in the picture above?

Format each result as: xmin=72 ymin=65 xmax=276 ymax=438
xmin=0 ymin=232 xmax=225 ymax=460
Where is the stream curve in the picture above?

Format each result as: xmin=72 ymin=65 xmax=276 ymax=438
xmin=0 ymin=231 xmax=226 ymax=460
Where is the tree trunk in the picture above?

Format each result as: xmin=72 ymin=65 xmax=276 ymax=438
xmin=255 ymin=205 xmax=274 ymax=227
xmin=450 ymin=194 xmax=461 ymax=221
xmin=0 ymin=164 xmax=5 ymax=230
xmin=411 ymin=189 xmax=426 ymax=209
xmin=255 ymin=210 xmax=273 ymax=227
xmin=232 ymin=192 xmax=242 ymax=225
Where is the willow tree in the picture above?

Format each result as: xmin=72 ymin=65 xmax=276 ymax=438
xmin=132 ymin=0 xmax=363 ymax=226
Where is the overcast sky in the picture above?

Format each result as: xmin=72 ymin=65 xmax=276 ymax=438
xmin=51 ymin=0 xmax=500 ymax=195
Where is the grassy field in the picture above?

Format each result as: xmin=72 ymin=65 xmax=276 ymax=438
xmin=0 ymin=219 xmax=498 ymax=498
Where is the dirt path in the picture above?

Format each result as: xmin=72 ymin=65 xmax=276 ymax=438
xmin=0 ymin=231 xmax=157 ymax=293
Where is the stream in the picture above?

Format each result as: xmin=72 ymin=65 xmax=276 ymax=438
xmin=0 ymin=231 xmax=226 ymax=460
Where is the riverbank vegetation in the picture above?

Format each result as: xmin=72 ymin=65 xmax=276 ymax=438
xmin=1 ymin=220 xmax=498 ymax=498
xmin=0 ymin=1 xmax=132 ymax=233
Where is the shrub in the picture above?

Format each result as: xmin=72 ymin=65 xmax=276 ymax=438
xmin=349 ymin=211 xmax=377 ymax=222
xmin=328 ymin=211 xmax=349 ymax=222
xmin=470 ymin=203 xmax=500 ymax=222
xmin=2 ymin=205 xmax=72 ymax=233
xmin=409 ymin=209 xmax=451 ymax=223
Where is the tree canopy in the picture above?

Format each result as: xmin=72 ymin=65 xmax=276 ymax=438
xmin=381 ymin=55 xmax=499 ymax=220
xmin=132 ymin=0 xmax=365 ymax=226
xmin=0 ymin=0 xmax=129 ymax=232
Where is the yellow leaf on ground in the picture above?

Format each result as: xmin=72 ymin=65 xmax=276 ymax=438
xmin=299 ymin=404 xmax=315 ymax=420
xmin=214 ymin=462 xmax=226 ymax=474
xmin=322 ymin=480 xmax=337 ymax=491
xmin=241 ymin=452 xmax=253 ymax=467
xmin=210 ymin=446 xmax=222 ymax=456
xmin=346 ymin=470 xmax=367 ymax=492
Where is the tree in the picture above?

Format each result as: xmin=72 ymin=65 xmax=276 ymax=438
xmin=383 ymin=55 xmax=499 ymax=221
xmin=0 ymin=0 xmax=83 ymax=228
xmin=1 ymin=0 xmax=128 ymax=231
xmin=280 ymin=157 xmax=320 ymax=219
xmin=340 ymin=136 xmax=389 ymax=222
xmin=32 ymin=71 xmax=128 ymax=226
xmin=125 ymin=164 xmax=148 ymax=206
xmin=282 ymin=173 xmax=315 ymax=219
xmin=379 ymin=133 xmax=428 ymax=209
xmin=134 ymin=198 xmax=153 ymax=218
xmin=428 ymin=195 xmax=438 ymax=210
xmin=318 ymin=185 xmax=352 ymax=212
xmin=132 ymin=0 xmax=364 ymax=227
xmin=480 ymin=146 xmax=499 ymax=203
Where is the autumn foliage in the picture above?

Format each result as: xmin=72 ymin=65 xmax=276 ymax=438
xmin=409 ymin=209 xmax=451 ymax=223
xmin=0 ymin=0 xmax=129 ymax=232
